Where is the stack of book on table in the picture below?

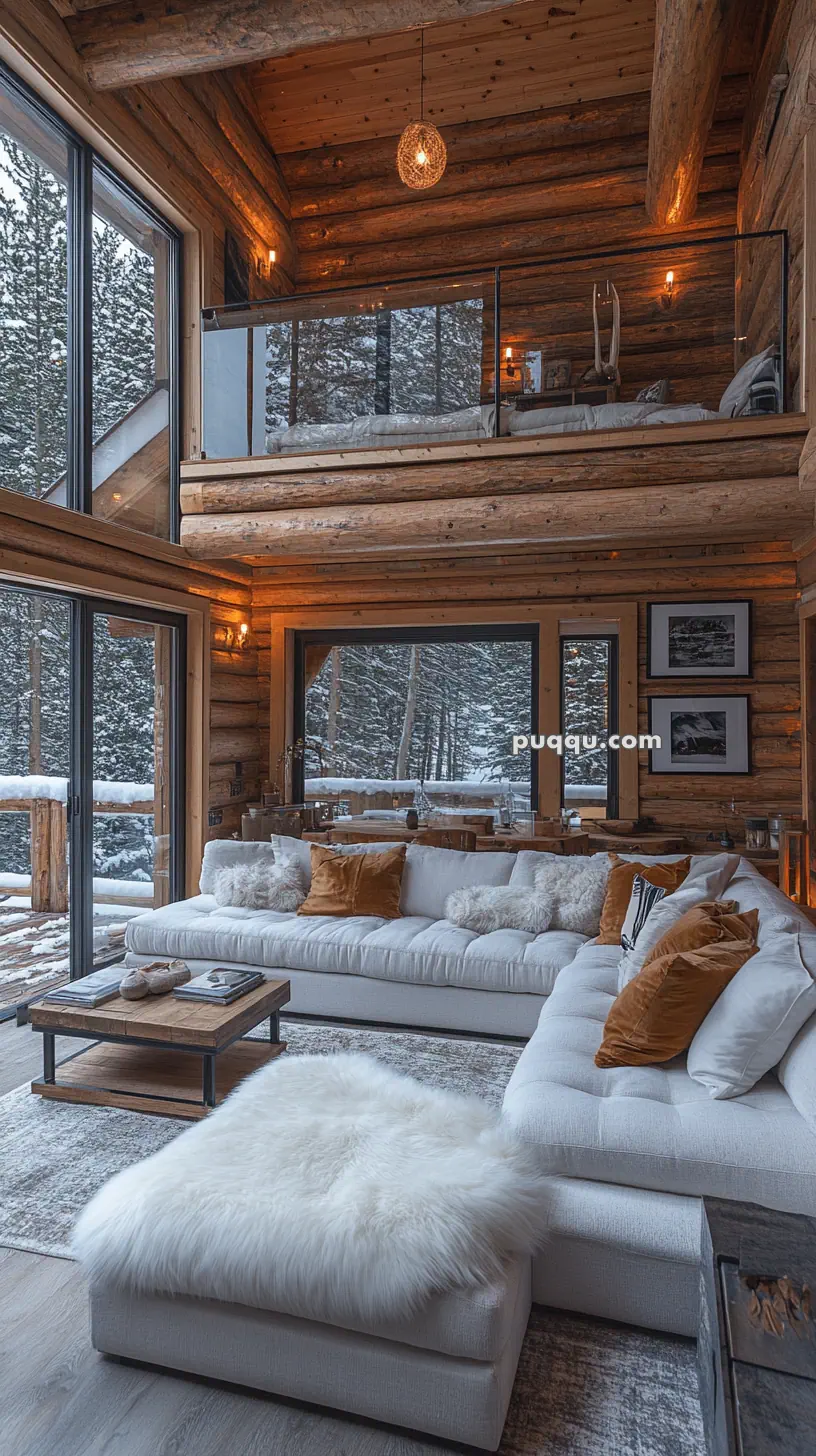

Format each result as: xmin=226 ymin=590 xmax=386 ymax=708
xmin=40 ymin=967 xmax=124 ymax=1008
xmin=173 ymin=969 xmax=263 ymax=1005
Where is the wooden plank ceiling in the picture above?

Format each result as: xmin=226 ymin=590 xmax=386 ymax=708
xmin=248 ymin=0 xmax=658 ymax=153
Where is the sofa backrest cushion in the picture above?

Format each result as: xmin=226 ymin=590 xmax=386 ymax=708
xmin=720 ymin=869 xmax=816 ymax=944
xmin=272 ymin=835 xmax=516 ymax=921
xmin=778 ymin=995 xmax=816 ymax=1133
xmin=508 ymin=850 xmax=607 ymax=892
xmin=617 ymin=854 xmax=740 ymax=988
xmin=199 ymin=839 xmax=277 ymax=894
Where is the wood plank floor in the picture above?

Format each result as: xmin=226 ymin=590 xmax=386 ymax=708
xmin=0 ymin=1021 xmax=454 ymax=1456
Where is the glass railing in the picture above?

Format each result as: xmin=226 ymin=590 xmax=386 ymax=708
xmin=200 ymin=231 xmax=789 ymax=461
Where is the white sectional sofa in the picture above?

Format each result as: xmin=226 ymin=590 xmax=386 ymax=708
xmin=123 ymin=841 xmax=816 ymax=1339
xmin=125 ymin=840 xmax=586 ymax=1037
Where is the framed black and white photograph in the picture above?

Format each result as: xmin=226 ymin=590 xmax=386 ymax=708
xmin=647 ymin=601 xmax=751 ymax=677
xmin=648 ymin=695 xmax=750 ymax=775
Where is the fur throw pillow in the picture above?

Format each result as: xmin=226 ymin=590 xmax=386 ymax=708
xmin=533 ymin=857 xmax=609 ymax=936
xmin=212 ymin=857 xmax=306 ymax=912
xmin=444 ymin=885 xmax=552 ymax=935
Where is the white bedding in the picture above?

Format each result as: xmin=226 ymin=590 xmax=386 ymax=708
xmin=267 ymin=399 xmax=721 ymax=453
xmin=506 ymin=401 xmax=719 ymax=435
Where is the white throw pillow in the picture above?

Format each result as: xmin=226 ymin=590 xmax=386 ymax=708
xmin=619 ymin=875 xmax=670 ymax=955
xmin=444 ymin=885 xmax=552 ymax=935
xmin=687 ymin=931 xmax=816 ymax=1099
xmin=533 ymin=856 xmax=609 ymax=937
xmin=212 ymin=857 xmax=307 ymax=912
xmin=617 ymin=854 xmax=740 ymax=989
xmin=199 ymin=839 xmax=277 ymax=895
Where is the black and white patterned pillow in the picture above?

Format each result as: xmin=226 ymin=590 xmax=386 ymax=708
xmin=636 ymin=378 xmax=670 ymax=404
xmin=620 ymin=874 xmax=669 ymax=955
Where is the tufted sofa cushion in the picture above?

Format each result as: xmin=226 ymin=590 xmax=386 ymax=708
xmin=502 ymin=942 xmax=816 ymax=1213
xmin=125 ymin=895 xmax=587 ymax=996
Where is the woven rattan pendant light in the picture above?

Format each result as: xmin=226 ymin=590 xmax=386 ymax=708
xmin=396 ymin=30 xmax=446 ymax=189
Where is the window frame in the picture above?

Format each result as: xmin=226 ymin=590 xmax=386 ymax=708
xmin=0 ymin=59 xmax=183 ymax=541
xmin=292 ymin=622 xmax=540 ymax=811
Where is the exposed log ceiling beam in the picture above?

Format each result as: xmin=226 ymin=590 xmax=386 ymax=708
xmin=66 ymin=0 xmax=535 ymax=90
xmin=646 ymin=0 xmax=740 ymax=228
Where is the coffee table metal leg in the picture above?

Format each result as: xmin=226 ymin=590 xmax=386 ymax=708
xmin=269 ymin=1011 xmax=280 ymax=1044
xmin=42 ymin=1032 xmax=55 ymax=1084
xmin=202 ymin=1053 xmax=216 ymax=1108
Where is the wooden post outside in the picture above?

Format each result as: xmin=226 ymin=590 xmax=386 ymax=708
xmin=30 ymin=798 xmax=68 ymax=914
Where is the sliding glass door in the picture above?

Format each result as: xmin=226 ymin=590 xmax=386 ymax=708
xmin=0 ymin=584 xmax=185 ymax=1017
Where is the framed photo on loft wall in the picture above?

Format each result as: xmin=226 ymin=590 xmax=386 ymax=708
xmin=648 ymin=696 xmax=751 ymax=775
xmin=647 ymin=601 xmax=752 ymax=677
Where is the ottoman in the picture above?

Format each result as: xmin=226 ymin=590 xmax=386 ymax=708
xmin=89 ymin=1255 xmax=531 ymax=1451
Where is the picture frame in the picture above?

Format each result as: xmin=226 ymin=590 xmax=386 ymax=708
xmin=648 ymin=695 xmax=751 ymax=775
xmin=647 ymin=601 xmax=752 ymax=678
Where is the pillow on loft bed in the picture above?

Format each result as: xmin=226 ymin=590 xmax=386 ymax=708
xmin=636 ymin=378 xmax=671 ymax=403
xmin=719 ymin=344 xmax=779 ymax=418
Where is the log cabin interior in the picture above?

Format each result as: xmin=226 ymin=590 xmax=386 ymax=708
xmin=5 ymin=2 xmax=816 ymax=1453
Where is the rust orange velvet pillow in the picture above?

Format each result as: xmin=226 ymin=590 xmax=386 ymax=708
xmin=297 ymin=843 xmax=406 ymax=919
xmin=597 ymin=854 xmax=692 ymax=945
xmin=595 ymin=901 xmax=759 ymax=1068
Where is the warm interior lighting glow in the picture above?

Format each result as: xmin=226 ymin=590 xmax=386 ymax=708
xmin=268 ymin=249 xmax=276 ymax=265
xmin=659 ymin=269 xmax=676 ymax=310
xmin=505 ymin=347 xmax=512 ymax=360
xmin=238 ymin=622 xmax=250 ymax=647
xmin=665 ymin=271 xmax=674 ymax=288
xmin=111 ymin=492 xmax=122 ymax=502
xmin=416 ymin=149 xmax=427 ymax=165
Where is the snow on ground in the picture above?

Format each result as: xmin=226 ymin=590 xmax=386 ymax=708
xmin=306 ymin=777 xmax=606 ymax=802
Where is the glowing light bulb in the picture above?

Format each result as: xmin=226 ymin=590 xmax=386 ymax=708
xmin=268 ymin=248 xmax=276 ymax=266
xmin=416 ymin=148 xmax=427 ymax=165
xmin=505 ymin=346 xmax=512 ymax=361
xmin=665 ymin=270 xmax=674 ymax=288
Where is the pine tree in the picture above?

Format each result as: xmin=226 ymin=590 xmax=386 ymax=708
xmin=0 ymin=136 xmax=68 ymax=499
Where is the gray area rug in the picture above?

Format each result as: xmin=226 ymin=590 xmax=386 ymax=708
xmin=0 ymin=1017 xmax=705 ymax=1454
xmin=0 ymin=1018 xmax=521 ymax=1258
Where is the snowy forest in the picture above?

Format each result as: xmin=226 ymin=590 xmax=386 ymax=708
xmin=0 ymin=127 xmax=158 ymax=501
xmin=0 ymin=588 xmax=159 ymax=888
xmin=0 ymin=112 xmax=165 ymax=892
xmin=304 ymin=637 xmax=610 ymax=796
xmin=264 ymin=295 xmax=484 ymax=433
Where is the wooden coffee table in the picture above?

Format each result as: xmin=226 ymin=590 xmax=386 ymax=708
xmin=28 ymin=978 xmax=290 ymax=1120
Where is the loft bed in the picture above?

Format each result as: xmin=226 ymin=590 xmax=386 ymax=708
xmin=201 ymin=233 xmax=790 ymax=464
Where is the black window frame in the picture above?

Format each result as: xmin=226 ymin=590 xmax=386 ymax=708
xmin=0 ymin=579 xmax=186 ymax=985
xmin=292 ymin=622 xmax=540 ymax=810
xmin=0 ymin=59 xmax=183 ymax=541
xmin=559 ymin=633 xmax=619 ymax=820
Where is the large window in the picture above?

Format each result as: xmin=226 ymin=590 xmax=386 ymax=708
xmin=294 ymin=626 xmax=536 ymax=821
xmin=0 ymin=62 xmax=180 ymax=540
xmin=0 ymin=584 xmax=185 ymax=1017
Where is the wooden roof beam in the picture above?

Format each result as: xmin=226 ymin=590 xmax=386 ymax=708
xmin=66 ymin=0 xmax=534 ymax=90
xmin=646 ymin=0 xmax=740 ymax=228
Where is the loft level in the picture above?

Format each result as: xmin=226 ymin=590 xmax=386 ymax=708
xmin=198 ymin=231 xmax=792 ymax=468
xmin=180 ymin=413 xmax=810 ymax=561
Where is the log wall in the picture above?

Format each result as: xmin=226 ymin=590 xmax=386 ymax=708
xmin=252 ymin=539 xmax=802 ymax=842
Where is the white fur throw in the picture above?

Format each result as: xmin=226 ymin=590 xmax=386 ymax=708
xmin=533 ymin=856 xmax=609 ymax=937
xmin=73 ymin=1052 xmax=548 ymax=1325
xmin=444 ymin=885 xmax=552 ymax=934
xmin=211 ymin=857 xmax=306 ymax=912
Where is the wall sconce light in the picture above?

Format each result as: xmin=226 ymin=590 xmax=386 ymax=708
xmin=659 ymin=270 xmax=675 ymax=311
xmin=505 ymin=345 xmax=515 ymax=378
xmin=214 ymin=622 xmax=251 ymax=651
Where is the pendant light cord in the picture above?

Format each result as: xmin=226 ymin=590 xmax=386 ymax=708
xmin=420 ymin=29 xmax=425 ymax=122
